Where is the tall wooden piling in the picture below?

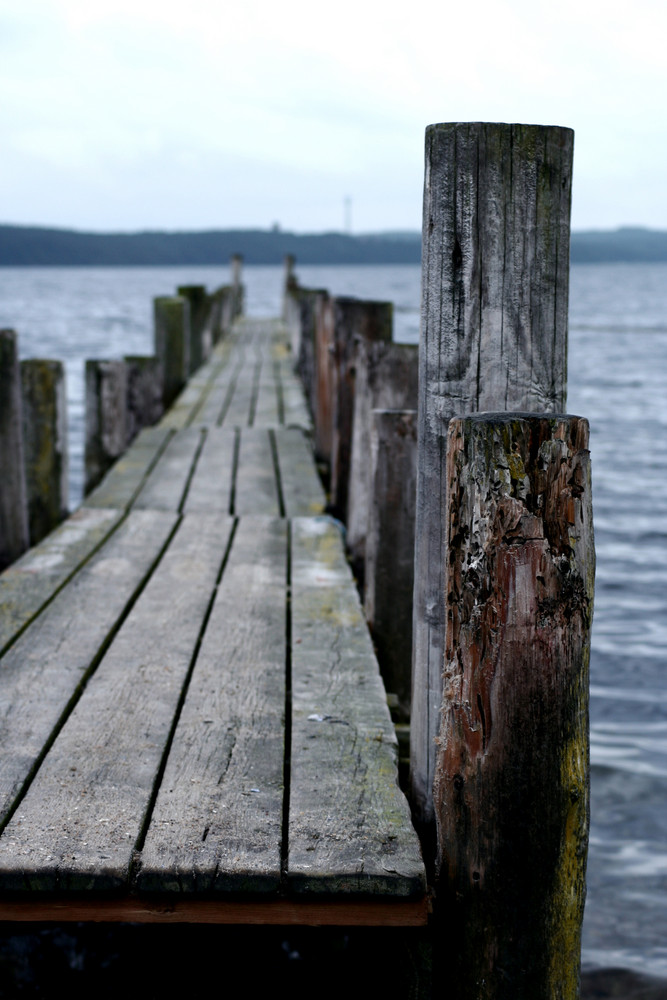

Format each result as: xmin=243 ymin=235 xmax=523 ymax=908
xmin=282 ymin=254 xmax=296 ymax=321
xmin=84 ymin=360 xmax=128 ymax=496
xmin=231 ymin=254 xmax=244 ymax=318
xmin=433 ymin=413 xmax=593 ymax=999
xmin=177 ymin=285 xmax=209 ymax=373
xmin=20 ymin=359 xmax=68 ymax=545
xmin=0 ymin=330 xmax=29 ymax=569
xmin=329 ymin=298 xmax=392 ymax=523
xmin=410 ymin=122 xmax=573 ymax=826
xmin=365 ymin=409 xmax=417 ymax=722
xmin=154 ymin=296 xmax=190 ymax=409
xmin=313 ymin=293 xmax=334 ymax=467
xmin=124 ymin=355 xmax=164 ymax=445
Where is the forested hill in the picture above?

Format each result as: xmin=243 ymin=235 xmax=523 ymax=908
xmin=1 ymin=224 xmax=667 ymax=266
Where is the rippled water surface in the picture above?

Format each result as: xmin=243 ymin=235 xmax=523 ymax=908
xmin=1 ymin=261 xmax=666 ymax=981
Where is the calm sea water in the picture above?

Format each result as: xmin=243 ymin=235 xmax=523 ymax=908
xmin=1 ymin=262 xmax=666 ymax=983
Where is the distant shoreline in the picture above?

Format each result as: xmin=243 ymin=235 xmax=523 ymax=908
xmin=2 ymin=224 xmax=667 ymax=266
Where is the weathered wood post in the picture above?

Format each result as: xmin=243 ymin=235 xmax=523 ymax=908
xmin=124 ymin=355 xmax=164 ymax=445
xmin=347 ymin=341 xmax=418 ymax=577
xmin=231 ymin=254 xmax=244 ymax=319
xmin=282 ymin=254 xmax=297 ymax=321
xmin=177 ymin=285 xmax=209 ymax=373
xmin=154 ymin=295 xmax=190 ymax=409
xmin=313 ymin=293 xmax=334 ymax=469
xmin=329 ymin=298 xmax=393 ymax=523
xmin=434 ymin=413 xmax=593 ymax=999
xmin=411 ymin=122 xmax=573 ymax=828
xmin=0 ymin=330 xmax=29 ymax=568
xmin=84 ymin=360 xmax=127 ymax=496
xmin=365 ymin=408 xmax=417 ymax=722
xmin=20 ymin=359 xmax=68 ymax=545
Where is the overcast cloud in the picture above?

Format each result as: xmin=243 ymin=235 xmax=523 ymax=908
xmin=1 ymin=0 xmax=665 ymax=233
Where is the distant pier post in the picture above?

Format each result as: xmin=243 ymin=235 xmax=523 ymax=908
xmin=84 ymin=360 xmax=128 ymax=496
xmin=124 ymin=355 xmax=164 ymax=444
xmin=154 ymin=296 xmax=190 ymax=409
xmin=0 ymin=330 xmax=29 ymax=568
xmin=410 ymin=122 xmax=573 ymax=827
xmin=177 ymin=285 xmax=209 ymax=373
xmin=434 ymin=413 xmax=593 ymax=999
xmin=282 ymin=254 xmax=297 ymax=321
xmin=231 ymin=254 xmax=244 ymax=318
xmin=20 ymin=359 xmax=68 ymax=545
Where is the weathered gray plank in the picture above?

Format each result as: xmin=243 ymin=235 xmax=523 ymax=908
xmin=281 ymin=381 xmax=312 ymax=430
xmin=234 ymin=429 xmax=280 ymax=516
xmin=133 ymin=428 xmax=203 ymax=511
xmin=83 ymin=426 xmax=172 ymax=510
xmin=273 ymin=429 xmax=326 ymax=518
xmin=138 ymin=517 xmax=287 ymax=894
xmin=288 ymin=517 xmax=425 ymax=896
xmin=182 ymin=428 xmax=236 ymax=514
xmin=0 ymin=507 xmax=123 ymax=653
xmin=0 ymin=510 xmax=177 ymax=829
xmin=253 ymin=379 xmax=281 ymax=426
xmin=0 ymin=513 xmax=232 ymax=892
xmin=220 ymin=373 xmax=255 ymax=427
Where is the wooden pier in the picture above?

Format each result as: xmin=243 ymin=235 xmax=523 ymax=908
xmin=0 ymin=318 xmax=427 ymax=925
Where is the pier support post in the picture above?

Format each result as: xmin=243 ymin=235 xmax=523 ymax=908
xmin=282 ymin=254 xmax=297 ymax=321
xmin=154 ymin=296 xmax=190 ymax=409
xmin=231 ymin=254 xmax=244 ymax=319
xmin=177 ymin=285 xmax=210 ymax=373
xmin=411 ymin=122 xmax=573 ymax=826
xmin=84 ymin=360 xmax=128 ymax=496
xmin=365 ymin=408 xmax=417 ymax=723
xmin=313 ymin=293 xmax=334 ymax=467
xmin=329 ymin=298 xmax=392 ymax=523
xmin=20 ymin=359 xmax=68 ymax=545
xmin=433 ymin=413 xmax=593 ymax=999
xmin=124 ymin=355 xmax=164 ymax=445
xmin=0 ymin=330 xmax=29 ymax=568
xmin=347 ymin=341 xmax=418 ymax=578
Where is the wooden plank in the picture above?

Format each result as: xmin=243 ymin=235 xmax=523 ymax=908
xmin=182 ymin=428 xmax=236 ymax=514
xmin=83 ymin=426 xmax=172 ymax=510
xmin=253 ymin=379 xmax=281 ymax=426
xmin=234 ymin=429 xmax=280 ymax=516
xmin=220 ymin=372 xmax=255 ymax=427
xmin=273 ymin=429 xmax=325 ymax=517
xmin=0 ymin=510 xmax=177 ymax=829
xmin=281 ymin=381 xmax=312 ymax=430
xmin=0 ymin=896 xmax=429 ymax=926
xmin=0 ymin=513 xmax=233 ymax=892
xmin=138 ymin=517 xmax=286 ymax=894
xmin=288 ymin=517 xmax=425 ymax=897
xmin=0 ymin=507 xmax=123 ymax=653
xmin=133 ymin=428 xmax=203 ymax=511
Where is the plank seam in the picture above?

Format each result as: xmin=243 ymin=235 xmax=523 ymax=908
xmin=176 ymin=428 xmax=208 ymax=514
xmin=228 ymin=428 xmax=241 ymax=516
xmin=124 ymin=427 xmax=177 ymax=511
xmin=0 ymin=513 xmax=184 ymax=839
xmin=268 ymin=429 xmax=286 ymax=519
xmin=130 ymin=516 xmax=239 ymax=876
xmin=215 ymin=359 xmax=244 ymax=427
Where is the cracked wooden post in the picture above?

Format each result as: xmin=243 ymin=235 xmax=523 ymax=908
xmin=365 ymin=408 xmax=417 ymax=723
xmin=348 ymin=341 xmax=418 ymax=580
xmin=154 ymin=295 xmax=190 ymax=409
xmin=20 ymin=359 xmax=68 ymax=545
xmin=0 ymin=330 xmax=29 ymax=568
xmin=177 ymin=285 xmax=210 ymax=372
xmin=434 ymin=413 xmax=594 ymax=1000
xmin=84 ymin=360 xmax=127 ymax=496
xmin=411 ymin=122 xmax=573 ymax=828
xmin=329 ymin=297 xmax=392 ymax=523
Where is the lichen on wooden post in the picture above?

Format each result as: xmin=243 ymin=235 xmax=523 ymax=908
xmin=411 ymin=122 xmax=574 ymax=827
xmin=433 ymin=412 xmax=594 ymax=1000
xmin=0 ymin=330 xmax=29 ymax=568
xmin=20 ymin=359 xmax=68 ymax=545
xmin=154 ymin=296 xmax=190 ymax=409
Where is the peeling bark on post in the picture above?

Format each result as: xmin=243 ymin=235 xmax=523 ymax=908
xmin=20 ymin=359 xmax=68 ymax=545
xmin=365 ymin=409 xmax=417 ymax=722
xmin=84 ymin=360 xmax=128 ymax=496
xmin=434 ymin=413 xmax=594 ymax=1000
xmin=0 ymin=330 xmax=29 ymax=568
xmin=411 ymin=122 xmax=574 ymax=826
xmin=154 ymin=296 xmax=190 ymax=409
xmin=329 ymin=297 xmax=392 ymax=523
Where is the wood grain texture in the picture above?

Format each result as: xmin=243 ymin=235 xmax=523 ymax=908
xmin=0 ymin=332 xmax=30 ymax=569
xmin=182 ymin=428 xmax=235 ymax=514
xmin=133 ymin=428 xmax=204 ymax=511
xmin=433 ymin=414 xmax=593 ymax=999
xmin=289 ymin=517 xmax=425 ymax=897
xmin=20 ymin=360 xmax=68 ymax=546
xmin=139 ymin=517 xmax=286 ymax=894
xmin=154 ymin=296 xmax=189 ymax=409
xmin=234 ymin=429 xmax=280 ymax=516
xmin=273 ymin=429 xmax=326 ymax=517
xmin=0 ymin=510 xmax=177 ymax=830
xmin=0 ymin=507 xmax=123 ymax=654
xmin=83 ymin=426 xmax=172 ymax=510
xmin=84 ymin=360 xmax=128 ymax=496
xmin=0 ymin=513 xmax=232 ymax=892
xmin=411 ymin=122 xmax=574 ymax=824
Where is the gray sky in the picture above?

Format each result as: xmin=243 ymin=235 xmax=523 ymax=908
xmin=1 ymin=0 xmax=665 ymax=234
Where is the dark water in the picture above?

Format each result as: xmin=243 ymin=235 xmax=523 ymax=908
xmin=1 ymin=262 xmax=666 ymax=989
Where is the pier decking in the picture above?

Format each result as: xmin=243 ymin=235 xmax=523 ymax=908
xmin=0 ymin=318 xmax=426 ymax=925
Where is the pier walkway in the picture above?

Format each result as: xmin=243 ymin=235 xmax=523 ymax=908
xmin=0 ymin=318 xmax=426 ymax=925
